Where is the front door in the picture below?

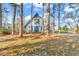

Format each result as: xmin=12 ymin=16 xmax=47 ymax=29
xmin=34 ymin=26 xmax=39 ymax=32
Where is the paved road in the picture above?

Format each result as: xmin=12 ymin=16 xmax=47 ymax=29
xmin=57 ymin=33 xmax=79 ymax=40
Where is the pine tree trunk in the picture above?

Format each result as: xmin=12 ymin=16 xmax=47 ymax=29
xmin=46 ymin=3 xmax=50 ymax=36
xmin=0 ymin=3 xmax=2 ymax=29
xmin=12 ymin=6 xmax=16 ymax=35
xmin=52 ymin=4 xmax=55 ymax=34
xmin=19 ymin=3 xmax=23 ymax=37
xmin=42 ymin=3 xmax=44 ymax=33
xmin=58 ymin=3 xmax=61 ymax=33
xmin=30 ymin=3 xmax=33 ymax=33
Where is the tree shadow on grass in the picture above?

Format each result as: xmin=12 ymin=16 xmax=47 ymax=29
xmin=0 ymin=37 xmax=56 ymax=51
xmin=0 ymin=39 xmax=16 ymax=42
xmin=0 ymin=33 xmax=70 ymax=55
xmin=0 ymin=33 xmax=78 ymax=56
xmin=0 ymin=37 xmax=77 ymax=56
xmin=12 ymin=33 xmax=46 ymax=40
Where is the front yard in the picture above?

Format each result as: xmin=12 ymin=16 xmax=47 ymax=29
xmin=0 ymin=33 xmax=79 ymax=56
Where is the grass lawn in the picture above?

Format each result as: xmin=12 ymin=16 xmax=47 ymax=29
xmin=0 ymin=33 xmax=79 ymax=56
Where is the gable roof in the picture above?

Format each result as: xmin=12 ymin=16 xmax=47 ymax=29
xmin=24 ymin=13 xmax=42 ymax=28
xmin=33 ymin=13 xmax=41 ymax=19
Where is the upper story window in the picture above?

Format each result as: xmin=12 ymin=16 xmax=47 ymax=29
xmin=34 ymin=19 xmax=39 ymax=24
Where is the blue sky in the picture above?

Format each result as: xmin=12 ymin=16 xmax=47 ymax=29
xmin=2 ymin=3 xmax=78 ymax=29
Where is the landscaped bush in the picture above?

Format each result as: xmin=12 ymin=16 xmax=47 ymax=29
xmin=0 ymin=28 xmax=10 ymax=34
xmin=60 ymin=29 xmax=68 ymax=33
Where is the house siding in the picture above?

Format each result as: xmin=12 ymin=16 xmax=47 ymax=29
xmin=25 ymin=16 xmax=42 ymax=33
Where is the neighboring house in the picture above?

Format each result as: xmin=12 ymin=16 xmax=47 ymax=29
xmin=24 ymin=13 xmax=42 ymax=33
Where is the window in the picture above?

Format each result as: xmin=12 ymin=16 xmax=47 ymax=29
xmin=34 ymin=19 xmax=39 ymax=24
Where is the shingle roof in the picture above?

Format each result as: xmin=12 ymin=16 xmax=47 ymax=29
xmin=33 ymin=13 xmax=41 ymax=19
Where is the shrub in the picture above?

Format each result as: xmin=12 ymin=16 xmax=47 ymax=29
xmin=60 ymin=25 xmax=68 ymax=33
xmin=0 ymin=28 xmax=10 ymax=34
xmin=60 ymin=29 xmax=68 ymax=33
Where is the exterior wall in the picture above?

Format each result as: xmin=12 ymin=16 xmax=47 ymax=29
xmin=25 ymin=17 xmax=42 ymax=33
xmin=25 ymin=24 xmax=31 ymax=32
xmin=32 ymin=17 xmax=42 ymax=32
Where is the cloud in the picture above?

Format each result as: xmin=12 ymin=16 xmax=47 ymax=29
xmin=2 ymin=15 xmax=12 ymax=25
xmin=24 ymin=15 xmax=31 ymax=22
xmin=44 ymin=13 xmax=46 ymax=18
xmin=61 ymin=14 xmax=64 ymax=18
xmin=50 ymin=4 xmax=53 ymax=8
xmin=6 ymin=15 xmax=20 ymax=24
xmin=24 ymin=4 xmax=31 ymax=8
xmin=34 ymin=8 xmax=39 ymax=11
xmin=33 ymin=3 xmax=42 ymax=8
xmin=5 ymin=15 xmax=31 ymax=25
xmin=65 ymin=18 xmax=74 ymax=22
xmin=65 ymin=18 xmax=75 ymax=25
xmin=7 ymin=16 xmax=12 ymax=24
xmin=65 ymin=18 xmax=75 ymax=28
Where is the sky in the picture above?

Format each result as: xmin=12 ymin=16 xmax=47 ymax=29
xmin=2 ymin=3 xmax=79 ymax=29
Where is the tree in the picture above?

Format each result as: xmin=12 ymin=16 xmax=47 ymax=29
xmin=46 ymin=3 xmax=50 ymax=36
xmin=19 ymin=3 xmax=23 ymax=37
xmin=3 ymin=8 xmax=9 ymax=28
xmin=30 ymin=3 xmax=33 ymax=33
xmin=63 ymin=4 xmax=79 ymax=31
xmin=0 ymin=3 xmax=2 ymax=29
xmin=58 ymin=3 xmax=61 ymax=33
xmin=62 ymin=25 xmax=68 ymax=31
xmin=71 ymin=13 xmax=79 ymax=29
xmin=69 ymin=4 xmax=79 ymax=29
xmin=66 ymin=21 xmax=73 ymax=30
xmin=11 ymin=3 xmax=18 ymax=35
xmin=42 ymin=3 xmax=44 ymax=33
xmin=52 ymin=3 xmax=56 ymax=34
xmin=64 ymin=12 xmax=79 ymax=30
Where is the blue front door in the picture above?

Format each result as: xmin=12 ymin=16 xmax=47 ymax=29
xmin=34 ymin=26 xmax=39 ymax=32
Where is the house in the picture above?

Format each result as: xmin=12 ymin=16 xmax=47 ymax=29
xmin=24 ymin=13 xmax=42 ymax=33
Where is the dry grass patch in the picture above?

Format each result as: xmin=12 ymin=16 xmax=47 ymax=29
xmin=0 ymin=33 xmax=79 ymax=56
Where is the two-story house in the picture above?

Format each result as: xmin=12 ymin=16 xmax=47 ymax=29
xmin=24 ymin=13 xmax=42 ymax=33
